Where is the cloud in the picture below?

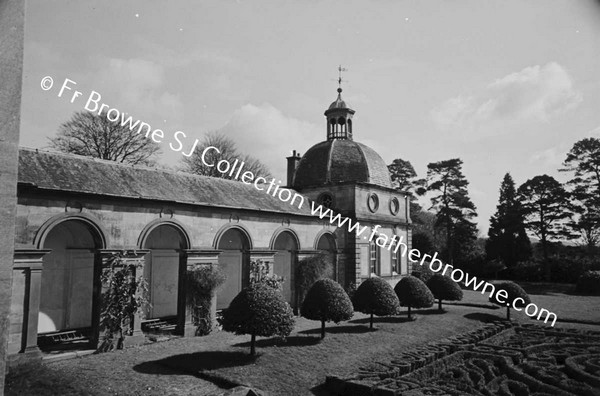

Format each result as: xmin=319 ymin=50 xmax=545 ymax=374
xmin=529 ymin=146 xmax=566 ymax=168
xmin=96 ymin=57 xmax=184 ymax=121
xmin=588 ymin=125 xmax=600 ymax=137
xmin=216 ymin=103 xmax=322 ymax=181
xmin=431 ymin=62 xmax=582 ymax=131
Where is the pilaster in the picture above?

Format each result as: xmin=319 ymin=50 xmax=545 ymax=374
xmin=181 ymin=249 xmax=222 ymax=335
xmin=8 ymin=249 xmax=51 ymax=368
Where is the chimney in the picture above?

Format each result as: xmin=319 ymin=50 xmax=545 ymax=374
xmin=286 ymin=150 xmax=301 ymax=187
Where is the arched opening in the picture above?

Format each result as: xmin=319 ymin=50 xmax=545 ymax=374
xmin=330 ymin=118 xmax=337 ymax=137
xmin=217 ymin=228 xmax=251 ymax=310
xmin=316 ymin=233 xmax=337 ymax=281
xmin=338 ymin=117 xmax=346 ymax=136
xmin=38 ymin=219 xmax=103 ymax=345
xmin=142 ymin=224 xmax=188 ymax=322
xmin=272 ymin=231 xmax=299 ymax=306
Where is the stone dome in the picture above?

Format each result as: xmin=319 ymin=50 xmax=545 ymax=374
xmin=293 ymin=139 xmax=392 ymax=189
xmin=328 ymin=88 xmax=349 ymax=110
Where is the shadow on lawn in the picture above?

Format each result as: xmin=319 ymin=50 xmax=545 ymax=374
xmin=464 ymin=312 xmax=503 ymax=323
xmin=349 ymin=316 xmax=413 ymax=325
xmin=490 ymin=280 xmax=576 ymax=296
xmin=134 ymin=351 xmax=256 ymax=375
xmin=234 ymin=335 xmax=321 ymax=348
xmin=299 ymin=325 xmax=372 ymax=335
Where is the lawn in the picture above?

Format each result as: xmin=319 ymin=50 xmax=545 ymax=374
xmin=6 ymin=285 xmax=600 ymax=395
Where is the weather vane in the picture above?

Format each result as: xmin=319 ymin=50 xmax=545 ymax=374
xmin=337 ymin=65 xmax=347 ymax=89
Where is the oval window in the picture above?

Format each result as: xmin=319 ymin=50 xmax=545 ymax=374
xmin=367 ymin=193 xmax=379 ymax=213
xmin=389 ymin=197 xmax=400 ymax=215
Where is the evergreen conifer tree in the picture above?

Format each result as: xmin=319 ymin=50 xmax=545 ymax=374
xmin=486 ymin=173 xmax=531 ymax=270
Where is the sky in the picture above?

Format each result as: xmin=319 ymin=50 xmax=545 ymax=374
xmin=21 ymin=0 xmax=600 ymax=235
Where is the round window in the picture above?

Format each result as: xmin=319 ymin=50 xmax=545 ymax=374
xmin=389 ymin=197 xmax=400 ymax=215
xmin=367 ymin=193 xmax=379 ymax=213
xmin=318 ymin=193 xmax=334 ymax=209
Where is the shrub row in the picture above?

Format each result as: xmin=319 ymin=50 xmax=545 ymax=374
xmin=221 ymin=276 xmax=531 ymax=355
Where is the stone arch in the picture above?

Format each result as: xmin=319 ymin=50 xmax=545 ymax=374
xmin=315 ymin=231 xmax=337 ymax=281
xmin=137 ymin=218 xmax=191 ymax=250
xmin=140 ymin=220 xmax=190 ymax=323
xmin=269 ymin=227 xmax=301 ymax=251
xmin=213 ymin=223 xmax=253 ymax=250
xmin=314 ymin=230 xmax=337 ymax=251
xmin=270 ymin=228 xmax=300 ymax=307
xmin=37 ymin=216 xmax=105 ymax=345
xmin=215 ymin=225 xmax=253 ymax=310
xmin=34 ymin=213 xmax=107 ymax=250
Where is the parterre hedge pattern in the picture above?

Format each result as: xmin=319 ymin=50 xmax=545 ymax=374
xmin=326 ymin=322 xmax=600 ymax=395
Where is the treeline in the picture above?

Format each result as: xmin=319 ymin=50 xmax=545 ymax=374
xmin=388 ymin=137 xmax=600 ymax=283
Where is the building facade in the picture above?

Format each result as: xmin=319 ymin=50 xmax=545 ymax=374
xmin=8 ymin=88 xmax=412 ymax=367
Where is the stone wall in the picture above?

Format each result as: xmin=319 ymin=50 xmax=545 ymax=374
xmin=0 ymin=0 xmax=24 ymax=390
xmin=15 ymin=192 xmax=329 ymax=251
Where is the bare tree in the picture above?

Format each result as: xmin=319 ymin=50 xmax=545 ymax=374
xmin=182 ymin=131 xmax=271 ymax=179
xmin=49 ymin=111 xmax=161 ymax=166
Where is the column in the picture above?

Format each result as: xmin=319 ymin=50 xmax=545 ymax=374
xmin=8 ymin=249 xmax=51 ymax=367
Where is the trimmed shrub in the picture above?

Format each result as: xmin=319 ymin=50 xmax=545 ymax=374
xmin=549 ymin=256 xmax=589 ymax=284
xmin=394 ymin=276 xmax=434 ymax=320
xmin=426 ymin=274 xmax=463 ymax=311
xmin=295 ymin=254 xmax=334 ymax=311
xmin=489 ymin=281 xmax=531 ymax=321
xmin=186 ymin=265 xmax=226 ymax=335
xmin=508 ymin=260 xmax=542 ymax=282
xmin=352 ymin=277 xmax=400 ymax=329
xmin=345 ymin=282 xmax=357 ymax=301
xmin=411 ymin=263 xmax=435 ymax=283
xmin=301 ymin=279 xmax=353 ymax=338
xmin=576 ymin=270 xmax=600 ymax=295
xmin=221 ymin=283 xmax=295 ymax=355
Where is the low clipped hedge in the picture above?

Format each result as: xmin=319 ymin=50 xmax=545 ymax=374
xmin=426 ymin=274 xmax=463 ymax=311
xmin=394 ymin=276 xmax=434 ymax=320
xmin=489 ymin=281 xmax=531 ymax=321
xmin=352 ymin=277 xmax=400 ymax=329
xmin=301 ymin=279 xmax=353 ymax=338
xmin=221 ymin=283 xmax=295 ymax=355
xmin=576 ymin=270 xmax=600 ymax=295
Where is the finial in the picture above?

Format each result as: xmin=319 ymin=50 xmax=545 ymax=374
xmin=337 ymin=65 xmax=347 ymax=91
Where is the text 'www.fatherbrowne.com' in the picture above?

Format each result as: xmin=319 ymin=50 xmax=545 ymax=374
xmin=309 ymin=202 xmax=558 ymax=327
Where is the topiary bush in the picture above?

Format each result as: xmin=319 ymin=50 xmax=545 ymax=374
xmin=221 ymin=283 xmax=295 ymax=355
xmin=394 ymin=276 xmax=434 ymax=320
xmin=489 ymin=281 xmax=531 ymax=321
xmin=352 ymin=277 xmax=400 ymax=329
xmin=411 ymin=263 xmax=435 ymax=283
xmin=186 ymin=265 xmax=226 ymax=336
xmin=426 ymin=274 xmax=463 ymax=311
xmin=576 ymin=270 xmax=600 ymax=295
xmin=301 ymin=279 xmax=353 ymax=338
xmin=295 ymin=253 xmax=334 ymax=311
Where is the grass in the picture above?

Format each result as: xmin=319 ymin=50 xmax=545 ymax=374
xmin=6 ymin=282 xmax=600 ymax=395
